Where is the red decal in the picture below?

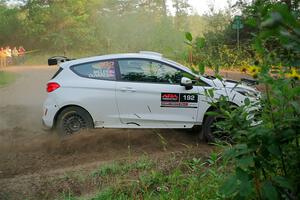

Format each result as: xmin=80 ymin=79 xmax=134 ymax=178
xmin=162 ymin=94 xmax=178 ymax=99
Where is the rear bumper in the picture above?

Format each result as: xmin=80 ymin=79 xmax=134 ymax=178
xmin=42 ymin=118 xmax=52 ymax=130
xmin=42 ymin=97 xmax=60 ymax=129
xmin=42 ymin=110 xmax=55 ymax=129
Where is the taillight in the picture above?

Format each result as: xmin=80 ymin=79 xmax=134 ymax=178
xmin=47 ymin=82 xmax=60 ymax=93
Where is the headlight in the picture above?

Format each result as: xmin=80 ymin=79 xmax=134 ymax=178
xmin=234 ymin=87 xmax=259 ymax=98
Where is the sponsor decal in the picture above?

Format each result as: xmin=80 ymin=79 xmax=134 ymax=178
xmin=88 ymin=61 xmax=115 ymax=78
xmin=161 ymin=93 xmax=198 ymax=108
xmin=161 ymin=93 xmax=179 ymax=102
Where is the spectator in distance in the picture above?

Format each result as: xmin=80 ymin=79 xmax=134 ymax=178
xmin=5 ymin=46 xmax=12 ymax=65
xmin=0 ymin=47 xmax=7 ymax=68
xmin=18 ymin=46 xmax=26 ymax=64
xmin=12 ymin=47 xmax=19 ymax=65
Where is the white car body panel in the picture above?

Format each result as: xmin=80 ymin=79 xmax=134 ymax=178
xmin=116 ymin=81 xmax=199 ymax=128
xmin=42 ymin=52 xmax=259 ymax=130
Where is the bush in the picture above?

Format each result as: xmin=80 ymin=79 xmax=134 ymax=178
xmin=215 ymin=3 xmax=300 ymax=200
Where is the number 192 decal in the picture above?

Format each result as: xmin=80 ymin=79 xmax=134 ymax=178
xmin=180 ymin=94 xmax=198 ymax=103
xmin=161 ymin=93 xmax=198 ymax=108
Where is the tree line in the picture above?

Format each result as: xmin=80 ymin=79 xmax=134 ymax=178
xmin=0 ymin=0 xmax=212 ymax=58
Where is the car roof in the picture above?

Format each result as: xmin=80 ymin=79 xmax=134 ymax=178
xmin=59 ymin=52 xmax=193 ymax=74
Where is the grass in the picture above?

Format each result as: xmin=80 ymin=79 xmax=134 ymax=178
xmin=91 ymin=156 xmax=154 ymax=178
xmin=90 ymin=154 xmax=227 ymax=200
xmin=19 ymin=149 xmax=230 ymax=200
xmin=0 ymin=71 xmax=17 ymax=87
xmin=60 ymin=152 xmax=230 ymax=200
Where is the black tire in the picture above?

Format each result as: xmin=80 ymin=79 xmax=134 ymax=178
xmin=56 ymin=106 xmax=93 ymax=135
xmin=201 ymin=111 xmax=232 ymax=143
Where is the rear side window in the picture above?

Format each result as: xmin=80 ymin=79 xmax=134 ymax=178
xmin=71 ymin=60 xmax=116 ymax=80
xmin=51 ymin=67 xmax=63 ymax=79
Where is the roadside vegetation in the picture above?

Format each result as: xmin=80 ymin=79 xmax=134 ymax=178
xmin=0 ymin=71 xmax=16 ymax=87
xmin=88 ymin=152 xmax=226 ymax=200
xmin=0 ymin=0 xmax=235 ymax=65
xmin=25 ymin=150 xmax=228 ymax=200
xmin=183 ymin=1 xmax=300 ymax=199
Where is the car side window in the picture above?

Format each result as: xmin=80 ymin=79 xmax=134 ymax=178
xmin=118 ymin=59 xmax=187 ymax=84
xmin=71 ymin=60 xmax=116 ymax=80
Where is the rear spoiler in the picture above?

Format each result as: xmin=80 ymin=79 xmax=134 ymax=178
xmin=48 ymin=56 xmax=75 ymax=66
xmin=241 ymin=78 xmax=258 ymax=86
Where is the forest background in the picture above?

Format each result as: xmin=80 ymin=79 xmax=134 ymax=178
xmin=0 ymin=0 xmax=244 ymax=66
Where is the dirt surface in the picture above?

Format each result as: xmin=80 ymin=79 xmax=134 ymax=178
xmin=0 ymin=66 xmax=250 ymax=199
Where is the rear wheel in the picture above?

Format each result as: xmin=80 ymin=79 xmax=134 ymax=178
xmin=56 ymin=106 xmax=93 ymax=135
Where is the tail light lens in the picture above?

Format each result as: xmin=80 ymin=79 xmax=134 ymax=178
xmin=47 ymin=82 xmax=60 ymax=93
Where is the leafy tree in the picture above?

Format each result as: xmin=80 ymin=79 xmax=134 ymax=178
xmin=172 ymin=0 xmax=191 ymax=31
xmin=216 ymin=2 xmax=300 ymax=199
xmin=0 ymin=4 xmax=24 ymax=46
xmin=0 ymin=0 xmax=190 ymax=58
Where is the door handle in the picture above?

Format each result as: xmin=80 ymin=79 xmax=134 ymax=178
xmin=120 ymin=87 xmax=136 ymax=92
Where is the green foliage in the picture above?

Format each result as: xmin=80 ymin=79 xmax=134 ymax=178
xmin=210 ymin=2 xmax=300 ymax=199
xmin=212 ymin=75 xmax=300 ymax=199
xmin=89 ymin=153 xmax=228 ymax=200
xmin=185 ymin=33 xmax=254 ymax=75
xmin=0 ymin=71 xmax=16 ymax=86
xmin=0 ymin=5 xmax=24 ymax=46
xmin=91 ymin=157 xmax=154 ymax=177
xmin=0 ymin=0 xmax=190 ymax=60
xmin=185 ymin=32 xmax=193 ymax=42
xmin=0 ymin=0 xmax=252 ymax=67
xmin=55 ymin=153 xmax=229 ymax=200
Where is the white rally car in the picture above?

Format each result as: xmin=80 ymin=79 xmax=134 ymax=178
xmin=43 ymin=51 xmax=259 ymax=141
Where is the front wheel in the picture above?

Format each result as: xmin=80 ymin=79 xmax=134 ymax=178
xmin=201 ymin=112 xmax=233 ymax=143
xmin=56 ymin=106 xmax=93 ymax=135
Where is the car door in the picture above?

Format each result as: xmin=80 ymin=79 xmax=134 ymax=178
xmin=115 ymin=58 xmax=199 ymax=128
xmin=68 ymin=60 xmax=120 ymax=127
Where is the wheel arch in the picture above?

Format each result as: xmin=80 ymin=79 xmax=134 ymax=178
xmin=202 ymin=101 xmax=239 ymax=123
xmin=53 ymin=105 xmax=94 ymax=128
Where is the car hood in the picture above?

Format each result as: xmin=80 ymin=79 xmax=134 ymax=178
xmin=200 ymin=75 xmax=258 ymax=92
xmin=223 ymin=78 xmax=259 ymax=93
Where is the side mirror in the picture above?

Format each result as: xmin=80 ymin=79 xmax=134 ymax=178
xmin=180 ymin=77 xmax=193 ymax=90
